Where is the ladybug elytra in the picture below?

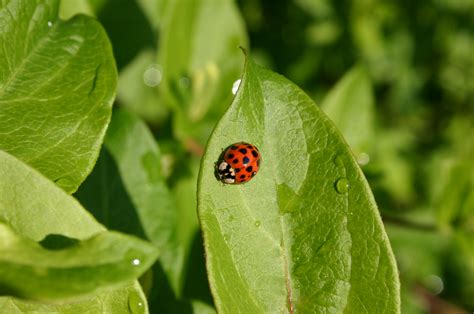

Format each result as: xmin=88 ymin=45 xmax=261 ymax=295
xmin=217 ymin=142 xmax=261 ymax=184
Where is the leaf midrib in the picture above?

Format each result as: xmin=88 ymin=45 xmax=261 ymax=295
xmin=254 ymin=70 xmax=295 ymax=313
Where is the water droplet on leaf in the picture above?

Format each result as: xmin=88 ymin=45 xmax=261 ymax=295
xmin=47 ymin=21 xmax=53 ymax=27
xmin=131 ymin=258 xmax=141 ymax=266
xmin=128 ymin=291 xmax=145 ymax=314
xmin=356 ymin=152 xmax=370 ymax=166
xmin=334 ymin=177 xmax=349 ymax=194
xmin=255 ymin=220 xmax=261 ymax=227
xmin=232 ymin=79 xmax=241 ymax=95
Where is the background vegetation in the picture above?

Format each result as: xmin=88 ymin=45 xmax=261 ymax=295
xmin=0 ymin=0 xmax=472 ymax=313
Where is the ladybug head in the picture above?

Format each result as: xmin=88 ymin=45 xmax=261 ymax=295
xmin=216 ymin=161 xmax=235 ymax=184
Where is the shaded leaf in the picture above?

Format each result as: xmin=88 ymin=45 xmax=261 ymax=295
xmin=0 ymin=281 xmax=148 ymax=313
xmin=0 ymin=222 xmax=158 ymax=300
xmin=197 ymin=55 xmax=400 ymax=312
xmin=104 ymin=108 xmax=180 ymax=291
xmin=0 ymin=150 xmax=158 ymax=301
xmin=136 ymin=0 xmax=168 ymax=31
xmin=0 ymin=0 xmax=117 ymax=193
xmin=97 ymin=0 xmax=154 ymax=70
xmin=75 ymin=147 xmax=148 ymax=240
xmin=443 ymin=231 xmax=474 ymax=310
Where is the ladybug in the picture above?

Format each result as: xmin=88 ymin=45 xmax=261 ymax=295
xmin=217 ymin=142 xmax=261 ymax=184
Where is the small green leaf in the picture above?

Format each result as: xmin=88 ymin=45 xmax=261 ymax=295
xmin=0 ymin=150 xmax=104 ymax=241
xmin=198 ymin=56 xmax=400 ymax=312
xmin=0 ymin=222 xmax=158 ymax=300
xmin=0 ymin=0 xmax=117 ymax=193
xmin=0 ymin=281 xmax=149 ymax=313
xmin=321 ymin=65 xmax=375 ymax=163
xmin=157 ymin=0 xmax=248 ymax=144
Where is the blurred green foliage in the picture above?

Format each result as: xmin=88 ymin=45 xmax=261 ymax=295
xmin=59 ymin=0 xmax=473 ymax=312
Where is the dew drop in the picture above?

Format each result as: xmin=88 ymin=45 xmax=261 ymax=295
xmin=356 ymin=152 xmax=370 ymax=166
xmin=128 ymin=291 xmax=145 ymax=314
xmin=231 ymin=79 xmax=241 ymax=95
xmin=143 ymin=64 xmax=162 ymax=87
xmin=334 ymin=177 xmax=349 ymax=194
xmin=255 ymin=220 xmax=261 ymax=227
xmin=131 ymin=258 xmax=141 ymax=266
xmin=47 ymin=21 xmax=53 ymax=27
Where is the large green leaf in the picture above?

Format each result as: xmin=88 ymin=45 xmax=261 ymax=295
xmin=197 ymin=56 xmax=400 ymax=312
xmin=0 ymin=281 xmax=149 ymax=313
xmin=0 ymin=0 xmax=117 ymax=193
xmin=0 ymin=150 xmax=158 ymax=300
xmin=0 ymin=150 xmax=103 ymax=241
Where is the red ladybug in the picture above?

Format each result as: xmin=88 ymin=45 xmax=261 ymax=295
xmin=217 ymin=142 xmax=261 ymax=184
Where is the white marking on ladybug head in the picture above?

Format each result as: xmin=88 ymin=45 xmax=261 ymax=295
xmin=224 ymin=178 xmax=235 ymax=184
xmin=219 ymin=161 xmax=228 ymax=171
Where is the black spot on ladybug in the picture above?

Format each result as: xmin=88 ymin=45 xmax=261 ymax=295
xmin=238 ymin=148 xmax=247 ymax=154
xmin=240 ymin=174 xmax=246 ymax=179
xmin=251 ymin=150 xmax=258 ymax=157
xmin=235 ymin=168 xmax=241 ymax=173
xmin=233 ymin=159 xmax=239 ymax=164
xmin=228 ymin=153 xmax=234 ymax=159
xmin=246 ymin=145 xmax=253 ymax=149
xmin=246 ymin=166 xmax=253 ymax=172
xmin=243 ymin=157 xmax=250 ymax=164
xmin=231 ymin=145 xmax=238 ymax=150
